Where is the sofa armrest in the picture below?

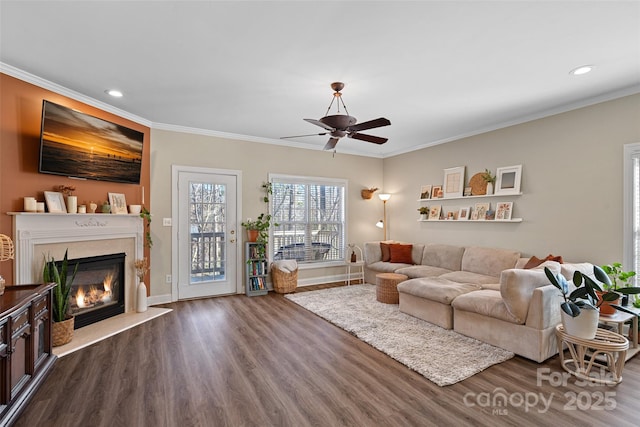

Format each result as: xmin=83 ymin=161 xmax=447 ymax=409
xmin=525 ymin=285 xmax=563 ymax=330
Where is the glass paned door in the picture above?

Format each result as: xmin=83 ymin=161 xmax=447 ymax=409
xmin=177 ymin=170 xmax=238 ymax=299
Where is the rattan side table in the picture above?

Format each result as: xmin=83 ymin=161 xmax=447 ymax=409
xmin=375 ymin=273 xmax=408 ymax=304
xmin=556 ymin=324 xmax=629 ymax=385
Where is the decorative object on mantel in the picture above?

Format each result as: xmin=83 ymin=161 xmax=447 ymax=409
xmin=0 ymin=234 xmax=15 ymax=295
xmin=361 ymin=187 xmax=378 ymax=200
xmin=43 ymin=249 xmax=79 ymax=346
xmin=108 ymin=192 xmax=128 ymax=214
xmin=101 ymin=201 xmax=111 ymax=213
xmin=23 ymin=196 xmax=37 ymax=212
xmin=134 ymin=258 xmax=149 ymax=312
xmin=58 ymin=185 xmax=77 ymax=214
xmin=89 ymin=201 xmax=98 ymax=213
xmin=44 ymin=191 xmax=67 ymax=213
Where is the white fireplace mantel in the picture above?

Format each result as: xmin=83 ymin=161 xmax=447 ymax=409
xmin=9 ymin=212 xmax=144 ymax=313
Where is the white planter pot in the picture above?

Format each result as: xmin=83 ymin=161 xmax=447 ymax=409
xmin=67 ymin=196 xmax=78 ymax=214
xmin=561 ymin=308 xmax=599 ymax=339
xmin=486 ymin=182 xmax=494 ymax=195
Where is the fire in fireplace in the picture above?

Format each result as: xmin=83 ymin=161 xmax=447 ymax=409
xmin=62 ymin=253 xmax=126 ymax=329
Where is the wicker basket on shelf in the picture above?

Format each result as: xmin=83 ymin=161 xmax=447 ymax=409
xmin=271 ymin=265 xmax=298 ymax=294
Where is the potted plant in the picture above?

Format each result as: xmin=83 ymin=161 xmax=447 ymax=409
xmin=481 ymin=169 xmax=496 ymax=195
xmin=43 ymin=249 xmax=78 ymax=346
xmin=417 ymin=207 xmax=429 ymax=220
xmin=241 ymin=182 xmax=278 ymax=259
xmin=600 ymin=262 xmax=637 ymax=310
xmin=545 ymin=266 xmax=600 ymax=339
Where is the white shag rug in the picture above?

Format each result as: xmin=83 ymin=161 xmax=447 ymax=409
xmin=285 ymin=284 xmax=514 ymax=386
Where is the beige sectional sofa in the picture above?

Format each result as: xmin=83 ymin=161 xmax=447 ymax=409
xmin=363 ymin=241 xmax=593 ymax=363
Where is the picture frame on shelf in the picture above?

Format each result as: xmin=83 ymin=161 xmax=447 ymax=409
xmin=495 ymin=202 xmax=513 ymax=221
xmin=419 ymin=185 xmax=432 ymax=200
xmin=432 ymin=185 xmax=443 ymax=199
xmin=108 ymin=192 xmax=128 ymax=214
xmin=463 ymin=186 xmax=472 ymax=197
xmin=428 ymin=205 xmax=442 ymax=220
xmin=443 ymin=166 xmax=465 ymax=198
xmin=458 ymin=207 xmax=471 ymax=220
xmin=44 ymin=191 xmax=66 ymax=213
xmin=473 ymin=202 xmax=490 ymax=221
xmin=495 ymin=165 xmax=522 ymax=195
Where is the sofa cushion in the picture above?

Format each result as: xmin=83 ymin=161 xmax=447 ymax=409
xmin=452 ymin=289 xmax=519 ymax=324
xmin=421 ymin=244 xmax=465 ymax=271
xmin=560 ymin=262 xmax=595 ymax=281
xmin=499 ymin=261 xmax=562 ymax=324
xmin=397 ymin=277 xmax=480 ymax=305
xmin=461 ymin=246 xmax=520 ymax=277
xmin=389 ymin=243 xmax=413 ymax=264
xmin=380 ymin=242 xmax=391 ymax=262
xmin=395 ymin=265 xmax=453 ymax=279
xmin=439 ymin=270 xmax=500 ymax=285
xmin=367 ymin=261 xmax=414 ymax=273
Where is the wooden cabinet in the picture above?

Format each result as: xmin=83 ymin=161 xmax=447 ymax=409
xmin=0 ymin=283 xmax=56 ymax=426
xmin=246 ymin=242 xmax=269 ymax=296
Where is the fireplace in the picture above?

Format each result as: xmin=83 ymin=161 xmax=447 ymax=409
xmin=63 ymin=252 xmax=126 ymax=329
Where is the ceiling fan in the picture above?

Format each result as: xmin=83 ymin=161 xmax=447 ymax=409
xmin=281 ymin=82 xmax=391 ymax=151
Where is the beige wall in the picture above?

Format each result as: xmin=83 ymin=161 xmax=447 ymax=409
xmin=384 ymin=93 xmax=640 ymax=263
xmin=149 ymin=130 xmax=384 ymax=297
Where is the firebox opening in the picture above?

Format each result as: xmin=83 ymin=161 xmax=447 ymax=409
xmin=60 ymin=252 xmax=126 ymax=329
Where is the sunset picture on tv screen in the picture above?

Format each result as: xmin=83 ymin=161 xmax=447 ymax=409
xmin=39 ymin=100 xmax=144 ymax=184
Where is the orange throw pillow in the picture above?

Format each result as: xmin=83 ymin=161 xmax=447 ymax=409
xmin=389 ymin=244 xmax=413 ymax=264
xmin=524 ymin=254 xmax=564 ymax=269
xmin=380 ymin=242 xmax=391 ymax=262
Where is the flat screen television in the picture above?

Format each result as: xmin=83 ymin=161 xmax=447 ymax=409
xmin=39 ymin=100 xmax=144 ymax=184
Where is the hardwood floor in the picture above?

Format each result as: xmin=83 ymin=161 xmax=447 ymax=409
xmin=14 ymin=286 xmax=640 ymax=427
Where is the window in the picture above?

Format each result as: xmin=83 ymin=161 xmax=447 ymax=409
xmin=624 ymin=143 xmax=640 ymax=287
xmin=270 ymin=174 xmax=346 ymax=264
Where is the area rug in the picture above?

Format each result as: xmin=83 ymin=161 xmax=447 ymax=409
xmin=285 ymin=284 xmax=514 ymax=386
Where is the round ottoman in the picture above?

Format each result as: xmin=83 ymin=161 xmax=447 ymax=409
xmin=375 ymin=273 xmax=408 ymax=304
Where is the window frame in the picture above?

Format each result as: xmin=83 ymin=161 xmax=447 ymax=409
xmin=623 ymin=142 xmax=640 ymax=287
xmin=268 ymin=173 xmax=348 ymax=269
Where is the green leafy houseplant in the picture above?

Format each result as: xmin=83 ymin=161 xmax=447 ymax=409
xmin=544 ymin=267 xmax=599 ymax=317
xmin=481 ymin=169 xmax=496 ymax=184
xmin=601 ymin=263 xmax=636 ymax=299
xmin=417 ymin=207 xmax=429 ymax=215
xmin=140 ymin=207 xmax=153 ymax=249
xmin=43 ymin=249 xmax=78 ymax=323
xmin=241 ymin=182 xmax=278 ymax=260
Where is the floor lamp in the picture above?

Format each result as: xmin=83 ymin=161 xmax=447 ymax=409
xmin=377 ymin=193 xmax=391 ymax=240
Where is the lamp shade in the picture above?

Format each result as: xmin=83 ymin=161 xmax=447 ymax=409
xmin=378 ymin=193 xmax=391 ymax=201
xmin=376 ymin=220 xmax=384 ymax=228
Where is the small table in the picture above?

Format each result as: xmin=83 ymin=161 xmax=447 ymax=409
xmin=345 ymin=260 xmax=365 ymax=285
xmin=375 ymin=273 xmax=408 ymax=304
xmin=599 ymin=310 xmax=639 ymax=360
xmin=556 ymin=324 xmax=629 ymax=385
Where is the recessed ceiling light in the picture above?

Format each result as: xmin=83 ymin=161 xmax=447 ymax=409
xmin=105 ymin=89 xmax=123 ymax=97
xmin=569 ymin=65 xmax=593 ymax=76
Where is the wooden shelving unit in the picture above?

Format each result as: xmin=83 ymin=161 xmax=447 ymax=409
xmin=245 ymin=242 xmax=269 ymax=297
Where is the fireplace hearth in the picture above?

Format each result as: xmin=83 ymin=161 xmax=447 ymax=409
xmin=63 ymin=252 xmax=126 ymax=329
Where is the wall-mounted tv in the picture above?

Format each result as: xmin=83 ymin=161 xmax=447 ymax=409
xmin=39 ymin=100 xmax=144 ymax=184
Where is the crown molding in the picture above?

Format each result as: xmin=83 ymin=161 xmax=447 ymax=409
xmin=1 ymin=62 xmax=152 ymax=127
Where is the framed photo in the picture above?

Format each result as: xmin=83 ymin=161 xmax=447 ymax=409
xmin=473 ymin=202 xmax=490 ymax=221
xmin=44 ymin=191 xmax=67 ymax=213
xmin=443 ymin=166 xmax=465 ymax=198
xmin=495 ymin=165 xmax=522 ymax=195
xmin=495 ymin=202 xmax=513 ymax=221
xmin=428 ymin=205 xmax=442 ymax=220
xmin=463 ymin=186 xmax=472 ymax=197
xmin=419 ymin=185 xmax=432 ymax=200
xmin=108 ymin=192 xmax=128 ymax=214
xmin=458 ymin=207 xmax=471 ymax=221
xmin=432 ymin=185 xmax=443 ymax=199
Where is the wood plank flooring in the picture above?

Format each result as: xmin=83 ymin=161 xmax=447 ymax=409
xmin=13 ymin=286 xmax=640 ymax=427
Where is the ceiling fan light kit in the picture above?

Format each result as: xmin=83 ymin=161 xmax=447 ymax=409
xmin=281 ymin=82 xmax=391 ymax=151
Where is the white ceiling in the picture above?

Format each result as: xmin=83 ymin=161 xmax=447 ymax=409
xmin=1 ymin=1 xmax=639 ymax=157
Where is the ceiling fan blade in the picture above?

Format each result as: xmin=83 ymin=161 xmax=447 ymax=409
xmin=280 ymin=132 xmax=328 ymax=139
xmin=323 ymin=137 xmax=340 ymax=150
xmin=349 ymin=133 xmax=388 ymax=145
xmin=347 ymin=117 xmax=391 ymax=132
xmin=304 ymin=118 xmax=335 ymax=131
